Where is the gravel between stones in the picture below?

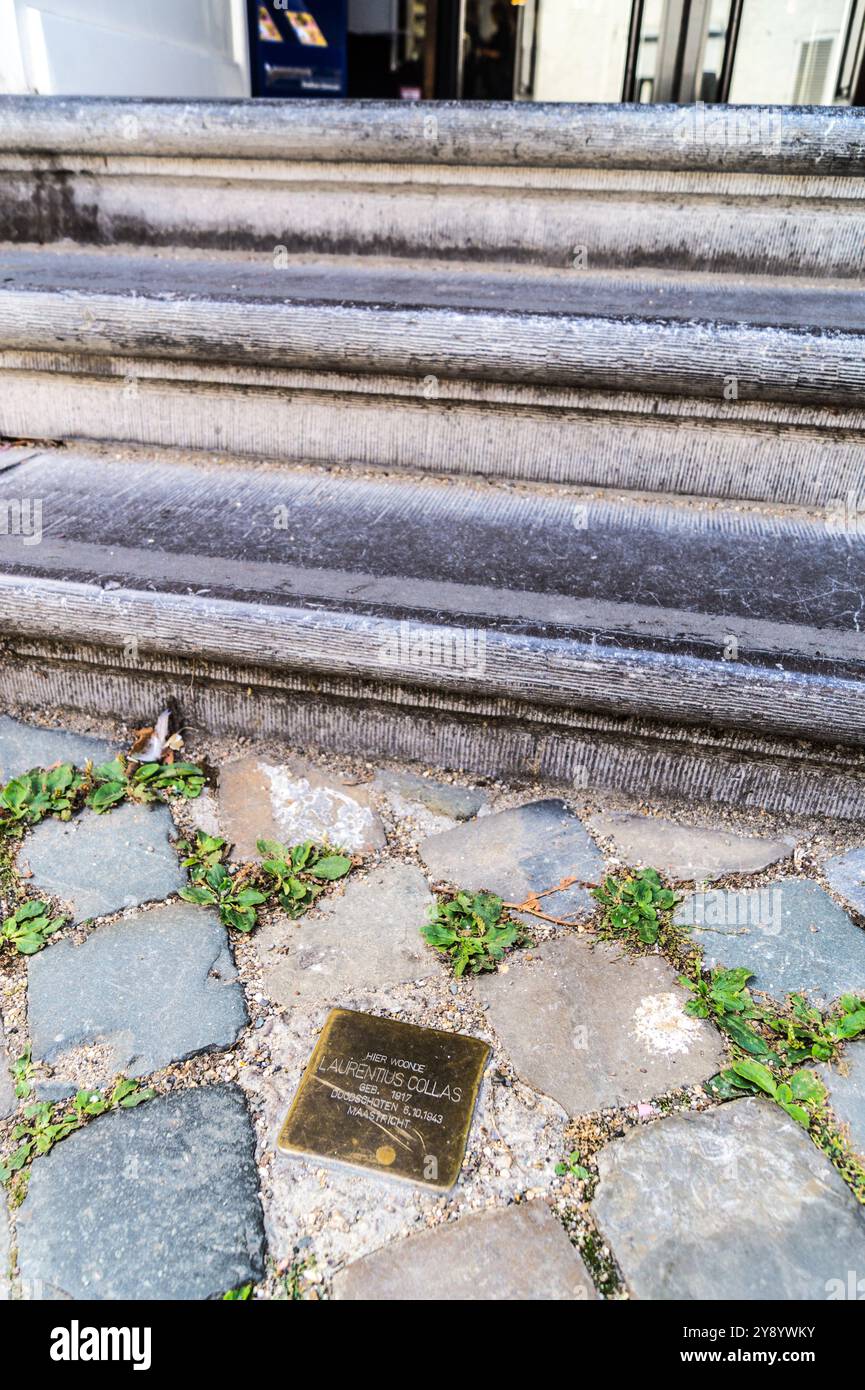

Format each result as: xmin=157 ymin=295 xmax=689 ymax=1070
xmin=2 ymin=709 xmax=865 ymax=1300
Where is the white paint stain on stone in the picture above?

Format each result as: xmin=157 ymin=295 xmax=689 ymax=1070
xmin=262 ymin=764 xmax=376 ymax=853
xmin=631 ymin=992 xmax=703 ymax=1057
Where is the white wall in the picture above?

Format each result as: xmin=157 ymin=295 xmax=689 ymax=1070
xmin=729 ymin=0 xmax=851 ymax=104
xmin=534 ymin=0 xmax=632 ymax=102
xmin=0 ymin=0 xmax=251 ymax=96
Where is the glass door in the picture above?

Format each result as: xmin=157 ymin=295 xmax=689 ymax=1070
xmin=623 ymin=0 xmax=865 ymax=105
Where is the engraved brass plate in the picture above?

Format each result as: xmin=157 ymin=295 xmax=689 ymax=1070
xmin=277 ymin=1009 xmax=490 ymax=1190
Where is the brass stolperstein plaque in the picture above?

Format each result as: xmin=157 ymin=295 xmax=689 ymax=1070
xmin=278 ymin=1009 xmax=490 ymax=1191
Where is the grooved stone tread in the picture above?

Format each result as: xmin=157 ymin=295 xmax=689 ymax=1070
xmin=2 ymin=249 xmax=863 ymax=332
xmin=0 ymin=450 xmax=862 ymax=680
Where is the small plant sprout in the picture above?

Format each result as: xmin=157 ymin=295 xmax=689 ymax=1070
xmin=592 ymin=868 xmax=678 ymax=946
xmin=422 ymin=891 xmax=525 ymax=976
xmin=1 ymin=900 xmax=67 ymax=956
xmin=178 ymin=834 xmax=353 ymax=932
xmin=256 ymin=839 xmax=353 ymax=918
xmin=555 ymin=1150 xmax=591 ymax=1180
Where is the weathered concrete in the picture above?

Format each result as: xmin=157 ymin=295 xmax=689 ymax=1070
xmin=27 ymin=903 xmax=247 ymax=1079
xmin=587 ymin=810 xmax=792 ymax=882
xmin=594 ymin=1098 xmax=865 ymax=1300
xmin=20 ymin=801 xmax=185 ymax=923
xmin=219 ymin=755 xmax=384 ymax=861
xmin=259 ymin=862 xmax=435 ymax=1010
xmin=332 ymin=1201 xmax=596 ymax=1301
xmin=1 ymin=97 xmax=861 ymax=174
xmin=675 ymin=879 xmax=865 ymax=1005
xmin=1 ymin=451 xmax=864 ymax=762
xmin=4 ymin=585 xmax=865 ymax=823
xmin=16 ymin=1086 xmax=265 ymax=1300
xmin=2 ymin=365 xmax=861 ymax=510
xmin=420 ymin=801 xmax=604 ymax=922
xmin=476 ymin=935 xmax=725 ymax=1113
xmin=1 ymin=252 xmax=862 ymax=407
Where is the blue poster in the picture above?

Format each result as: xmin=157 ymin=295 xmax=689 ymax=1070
xmin=248 ymin=1 xmax=348 ymax=97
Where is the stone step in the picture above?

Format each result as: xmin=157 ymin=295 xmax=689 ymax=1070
xmin=1 ymin=247 xmax=863 ymax=507
xmin=1 ymin=445 xmax=864 ymax=818
xmin=1 ymin=98 xmax=862 ymax=281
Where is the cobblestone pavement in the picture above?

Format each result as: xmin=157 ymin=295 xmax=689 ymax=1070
xmin=1 ymin=714 xmax=865 ymax=1301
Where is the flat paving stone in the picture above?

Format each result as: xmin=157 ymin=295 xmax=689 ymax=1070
xmin=819 ymin=1042 xmax=865 ymax=1157
xmin=823 ymin=845 xmax=865 ymax=917
xmin=27 ymin=902 xmax=247 ymax=1079
xmin=587 ymin=810 xmax=792 ymax=883
xmin=20 ymin=800 xmax=185 ymax=924
xmin=219 ymin=755 xmax=385 ymax=861
xmin=594 ymin=1097 xmax=865 ymax=1300
xmin=675 ymin=878 xmax=865 ymax=1006
xmin=16 ymin=1085 xmax=265 ymax=1300
xmin=0 ymin=1016 xmax=16 ymax=1119
xmin=260 ymin=862 xmax=435 ymax=1010
xmin=0 ymin=716 xmax=114 ymax=782
xmin=374 ymin=769 xmax=488 ymax=824
xmin=332 ymin=1200 xmax=596 ymax=1301
xmin=476 ymin=935 xmax=724 ymax=1114
xmin=419 ymin=799 xmax=603 ymax=923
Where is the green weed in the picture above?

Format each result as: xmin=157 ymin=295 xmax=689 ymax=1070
xmin=1 ymin=900 xmax=67 ymax=956
xmin=422 ymin=891 xmax=525 ymax=976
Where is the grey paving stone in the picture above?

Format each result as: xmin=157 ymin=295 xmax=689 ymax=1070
xmin=419 ymin=799 xmax=603 ymax=923
xmin=823 ymin=845 xmax=865 ymax=917
xmin=594 ymin=1097 xmax=865 ymax=1300
xmin=0 ymin=1190 xmax=9 ymax=1302
xmin=0 ymin=1016 xmax=16 ymax=1120
xmin=260 ymin=862 xmax=435 ymax=1010
xmin=332 ymin=1200 xmax=596 ymax=1301
xmin=374 ymin=769 xmax=488 ymax=823
xmin=476 ymin=935 xmax=724 ymax=1114
xmin=0 ymin=715 xmax=114 ymax=782
xmin=675 ymin=878 xmax=865 ymax=1006
xmin=20 ymin=800 xmax=185 ymax=923
xmin=16 ymin=1085 xmax=265 ymax=1300
xmin=587 ymin=810 xmax=792 ymax=883
xmin=33 ymin=1080 xmax=76 ymax=1105
xmin=819 ymin=1042 xmax=865 ymax=1157
xmin=219 ymin=754 xmax=385 ymax=861
xmin=28 ymin=902 xmax=247 ymax=1080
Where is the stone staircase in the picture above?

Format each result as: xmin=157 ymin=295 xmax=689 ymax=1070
xmin=0 ymin=97 xmax=863 ymax=817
